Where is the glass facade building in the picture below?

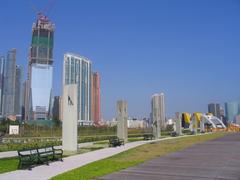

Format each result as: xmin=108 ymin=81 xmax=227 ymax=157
xmin=63 ymin=53 xmax=92 ymax=122
xmin=208 ymin=103 xmax=221 ymax=118
xmin=3 ymin=49 xmax=16 ymax=117
xmin=26 ymin=13 xmax=54 ymax=120
xmin=225 ymin=102 xmax=239 ymax=123
xmin=0 ymin=56 xmax=5 ymax=116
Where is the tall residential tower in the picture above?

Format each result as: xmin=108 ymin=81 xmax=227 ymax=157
xmin=208 ymin=103 xmax=221 ymax=118
xmin=91 ymin=72 xmax=101 ymax=125
xmin=14 ymin=65 xmax=22 ymax=116
xmin=225 ymin=102 xmax=239 ymax=123
xmin=26 ymin=13 xmax=55 ymax=120
xmin=3 ymin=49 xmax=17 ymax=117
xmin=0 ymin=56 xmax=5 ymax=116
xmin=63 ymin=53 xmax=92 ymax=124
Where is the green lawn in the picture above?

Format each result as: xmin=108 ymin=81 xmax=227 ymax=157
xmin=52 ymin=132 xmax=227 ymax=180
xmin=0 ymin=157 xmax=18 ymax=174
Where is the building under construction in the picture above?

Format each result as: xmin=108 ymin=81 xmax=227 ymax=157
xmin=25 ymin=13 xmax=55 ymax=120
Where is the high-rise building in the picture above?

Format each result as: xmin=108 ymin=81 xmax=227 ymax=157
xmin=91 ymin=72 xmax=101 ymax=125
xmin=3 ymin=49 xmax=16 ymax=117
xmin=63 ymin=53 xmax=92 ymax=123
xmin=225 ymin=102 xmax=239 ymax=123
xmin=22 ymin=81 xmax=27 ymax=120
xmin=220 ymin=107 xmax=225 ymax=116
xmin=14 ymin=65 xmax=22 ymax=116
xmin=151 ymin=92 xmax=166 ymax=132
xmin=53 ymin=96 xmax=62 ymax=121
xmin=208 ymin=103 xmax=221 ymax=118
xmin=0 ymin=56 xmax=5 ymax=116
xmin=26 ymin=13 xmax=54 ymax=120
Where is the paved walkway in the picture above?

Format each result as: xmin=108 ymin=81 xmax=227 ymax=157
xmin=0 ymin=142 xmax=94 ymax=159
xmin=100 ymin=133 xmax=240 ymax=180
xmin=0 ymin=136 xmax=176 ymax=180
xmin=0 ymin=134 xmax=217 ymax=180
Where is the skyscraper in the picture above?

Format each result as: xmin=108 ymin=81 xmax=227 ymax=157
xmin=208 ymin=103 xmax=221 ymax=118
xmin=14 ymin=65 xmax=22 ymax=116
xmin=3 ymin=49 xmax=16 ymax=117
xmin=26 ymin=13 xmax=54 ymax=120
xmin=0 ymin=56 xmax=5 ymax=116
xmin=53 ymin=96 xmax=62 ymax=121
xmin=225 ymin=102 xmax=239 ymax=123
xmin=91 ymin=72 xmax=101 ymax=125
xmin=63 ymin=53 xmax=92 ymax=124
xmin=151 ymin=92 xmax=166 ymax=137
xmin=22 ymin=81 xmax=27 ymax=120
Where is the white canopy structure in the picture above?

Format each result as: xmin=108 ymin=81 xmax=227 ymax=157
xmin=201 ymin=114 xmax=226 ymax=129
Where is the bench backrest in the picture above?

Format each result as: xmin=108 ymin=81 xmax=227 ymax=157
xmin=18 ymin=146 xmax=55 ymax=156
xmin=30 ymin=149 xmax=38 ymax=155
xmin=18 ymin=148 xmax=38 ymax=156
xmin=37 ymin=146 xmax=54 ymax=153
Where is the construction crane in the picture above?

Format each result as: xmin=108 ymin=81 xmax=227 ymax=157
xmin=28 ymin=0 xmax=56 ymax=18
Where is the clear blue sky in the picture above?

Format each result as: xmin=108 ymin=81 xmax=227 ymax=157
xmin=0 ymin=0 xmax=240 ymax=120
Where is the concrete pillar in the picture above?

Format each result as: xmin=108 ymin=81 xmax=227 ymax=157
xmin=151 ymin=94 xmax=162 ymax=139
xmin=190 ymin=115 xmax=198 ymax=134
xmin=117 ymin=100 xmax=128 ymax=142
xmin=153 ymin=120 xmax=160 ymax=139
xmin=175 ymin=112 xmax=182 ymax=136
xmin=62 ymin=84 xmax=78 ymax=152
xmin=173 ymin=122 xmax=176 ymax=132
xmin=200 ymin=116 xmax=205 ymax=133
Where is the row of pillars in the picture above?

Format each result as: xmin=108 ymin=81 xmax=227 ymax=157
xmin=61 ymin=84 xmax=204 ymax=153
xmin=174 ymin=112 xmax=206 ymax=136
xmin=61 ymin=84 xmax=130 ymax=153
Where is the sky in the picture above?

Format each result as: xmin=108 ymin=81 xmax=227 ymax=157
xmin=0 ymin=0 xmax=240 ymax=120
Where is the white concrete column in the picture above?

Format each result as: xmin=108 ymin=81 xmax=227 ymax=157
xmin=62 ymin=84 xmax=78 ymax=152
xmin=117 ymin=100 xmax=128 ymax=142
xmin=190 ymin=115 xmax=198 ymax=134
xmin=175 ymin=112 xmax=182 ymax=136
xmin=200 ymin=116 xmax=205 ymax=133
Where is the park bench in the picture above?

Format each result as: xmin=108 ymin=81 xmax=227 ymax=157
xmin=109 ymin=137 xmax=124 ymax=147
xmin=18 ymin=146 xmax=63 ymax=169
xmin=37 ymin=146 xmax=63 ymax=164
xmin=143 ymin=133 xmax=154 ymax=140
xmin=171 ymin=131 xmax=177 ymax=137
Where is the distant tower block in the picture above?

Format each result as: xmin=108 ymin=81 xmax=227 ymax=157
xmin=117 ymin=100 xmax=128 ymax=142
xmin=62 ymin=84 xmax=78 ymax=152
xmin=175 ymin=112 xmax=182 ymax=136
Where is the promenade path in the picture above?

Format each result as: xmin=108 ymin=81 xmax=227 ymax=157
xmin=0 ymin=136 xmax=183 ymax=180
xmin=100 ymin=133 xmax=240 ymax=180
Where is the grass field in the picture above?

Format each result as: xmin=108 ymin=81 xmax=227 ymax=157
xmin=52 ymin=132 xmax=227 ymax=180
xmin=0 ymin=157 xmax=18 ymax=174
